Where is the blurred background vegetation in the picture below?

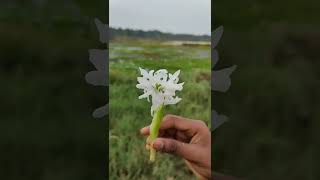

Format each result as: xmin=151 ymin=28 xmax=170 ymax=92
xmin=213 ymin=0 xmax=319 ymax=179
xmin=0 ymin=1 xmax=107 ymax=179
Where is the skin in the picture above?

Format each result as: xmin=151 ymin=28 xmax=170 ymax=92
xmin=140 ymin=114 xmax=212 ymax=180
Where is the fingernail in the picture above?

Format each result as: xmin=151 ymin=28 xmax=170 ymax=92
xmin=140 ymin=128 xmax=146 ymax=134
xmin=152 ymin=140 xmax=164 ymax=150
xmin=140 ymin=127 xmax=149 ymax=134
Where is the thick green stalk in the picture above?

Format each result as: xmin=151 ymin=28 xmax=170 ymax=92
xmin=148 ymin=104 xmax=165 ymax=162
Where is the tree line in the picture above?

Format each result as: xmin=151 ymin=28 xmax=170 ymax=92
xmin=109 ymin=27 xmax=211 ymax=41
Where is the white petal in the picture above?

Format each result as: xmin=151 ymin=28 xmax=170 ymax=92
xmin=137 ymin=77 xmax=145 ymax=84
xmin=154 ymin=69 xmax=168 ymax=82
xmin=152 ymin=94 xmax=163 ymax=106
xmin=164 ymin=96 xmax=182 ymax=105
xmin=173 ymin=70 xmax=180 ymax=78
xmin=163 ymin=90 xmax=175 ymax=97
xmin=155 ymin=69 xmax=168 ymax=75
xmin=136 ymin=84 xmax=145 ymax=89
xmin=139 ymin=93 xmax=150 ymax=99
xmin=168 ymin=70 xmax=180 ymax=83
xmin=166 ymin=82 xmax=184 ymax=91
xmin=139 ymin=67 xmax=148 ymax=77
xmin=150 ymin=104 xmax=161 ymax=117
xmin=148 ymin=70 xmax=155 ymax=76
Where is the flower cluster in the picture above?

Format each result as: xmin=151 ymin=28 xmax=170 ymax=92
xmin=136 ymin=68 xmax=184 ymax=116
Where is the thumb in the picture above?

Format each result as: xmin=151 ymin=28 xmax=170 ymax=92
xmin=152 ymin=138 xmax=197 ymax=161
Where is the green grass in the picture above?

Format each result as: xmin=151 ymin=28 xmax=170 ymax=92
xmin=109 ymin=41 xmax=211 ymax=179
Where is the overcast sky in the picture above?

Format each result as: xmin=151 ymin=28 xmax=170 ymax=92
xmin=110 ymin=0 xmax=211 ymax=35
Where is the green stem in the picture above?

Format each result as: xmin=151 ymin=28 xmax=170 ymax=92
xmin=148 ymin=104 xmax=165 ymax=162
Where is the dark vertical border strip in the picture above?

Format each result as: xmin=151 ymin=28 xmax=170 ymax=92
xmin=211 ymin=0 xmax=214 ymax=176
xmin=211 ymin=0 xmax=237 ymax=177
xmin=106 ymin=1 xmax=109 ymax=179
xmin=84 ymin=1 xmax=109 ymax=178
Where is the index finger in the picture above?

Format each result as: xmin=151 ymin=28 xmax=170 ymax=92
xmin=140 ymin=115 xmax=207 ymax=136
xmin=160 ymin=114 xmax=205 ymax=137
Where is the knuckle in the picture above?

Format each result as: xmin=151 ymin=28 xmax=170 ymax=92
xmin=165 ymin=140 xmax=178 ymax=153
xmin=163 ymin=114 xmax=175 ymax=121
xmin=196 ymin=120 xmax=207 ymax=128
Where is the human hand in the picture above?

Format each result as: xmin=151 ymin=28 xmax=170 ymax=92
xmin=140 ymin=114 xmax=211 ymax=180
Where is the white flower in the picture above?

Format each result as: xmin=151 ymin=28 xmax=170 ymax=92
xmin=136 ymin=67 xmax=184 ymax=116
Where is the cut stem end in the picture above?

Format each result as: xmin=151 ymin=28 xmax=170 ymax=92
xmin=150 ymin=148 xmax=156 ymax=162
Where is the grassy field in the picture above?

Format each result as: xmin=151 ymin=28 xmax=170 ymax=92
xmin=109 ymin=40 xmax=211 ymax=179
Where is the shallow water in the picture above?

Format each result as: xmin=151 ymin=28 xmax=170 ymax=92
xmin=110 ymin=41 xmax=210 ymax=60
